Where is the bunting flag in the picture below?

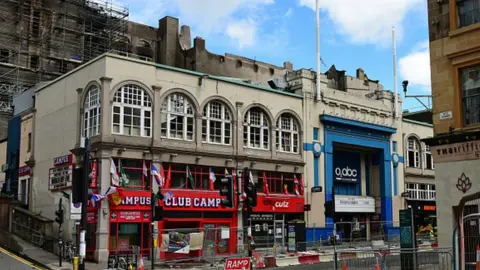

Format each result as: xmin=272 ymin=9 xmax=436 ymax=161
xmin=143 ymin=161 xmax=148 ymax=177
xmin=186 ymin=166 xmax=195 ymax=189
xmin=225 ymin=168 xmax=230 ymax=177
xmin=163 ymin=191 xmax=174 ymax=201
xmin=208 ymin=168 xmax=216 ymax=190
xmin=152 ymin=164 xmax=165 ymax=187
xmin=119 ymin=160 xmax=129 ymax=188
xmin=263 ymin=172 xmax=270 ymax=195
xmin=104 ymin=186 xmax=125 ymax=206
xmin=90 ymin=193 xmax=105 ymax=208
xmin=294 ymin=175 xmax=301 ymax=196
xmin=284 ymin=184 xmax=289 ymax=195
xmin=298 ymin=175 xmax=305 ymax=195
xmin=110 ymin=158 xmax=120 ymax=186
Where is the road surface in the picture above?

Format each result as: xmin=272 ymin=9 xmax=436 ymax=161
xmin=0 ymin=247 xmax=46 ymax=270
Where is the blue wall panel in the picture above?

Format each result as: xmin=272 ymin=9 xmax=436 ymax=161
xmin=5 ymin=116 xmax=21 ymax=194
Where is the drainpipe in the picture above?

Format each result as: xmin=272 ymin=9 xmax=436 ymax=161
xmin=392 ymin=26 xmax=398 ymax=119
xmin=315 ymin=0 xmax=321 ymax=101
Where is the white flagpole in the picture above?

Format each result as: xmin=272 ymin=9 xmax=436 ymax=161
xmin=393 ymin=26 xmax=398 ymax=119
xmin=315 ymin=0 xmax=321 ymax=101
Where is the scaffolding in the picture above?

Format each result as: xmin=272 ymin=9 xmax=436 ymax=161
xmin=0 ymin=0 xmax=129 ymax=114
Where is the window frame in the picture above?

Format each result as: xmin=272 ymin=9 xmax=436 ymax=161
xmin=83 ymin=86 xmax=101 ymax=138
xmin=405 ymin=183 xmax=436 ymax=201
xmin=111 ymin=84 xmax=152 ymax=137
xmin=406 ymin=137 xmax=421 ymax=168
xmin=243 ymin=108 xmax=270 ymax=150
xmin=112 ymin=158 xmax=151 ymax=191
xmin=259 ymin=171 xmax=299 ymax=195
xmin=459 ymin=65 xmax=480 ymax=127
xmin=202 ymin=101 xmax=232 ymax=145
xmin=164 ymin=163 xmax=233 ymax=190
xmin=160 ymin=93 xmax=195 ymax=141
xmin=276 ymin=113 xmax=300 ymax=154
xmin=424 ymin=144 xmax=434 ymax=170
xmin=456 ymin=0 xmax=480 ymax=28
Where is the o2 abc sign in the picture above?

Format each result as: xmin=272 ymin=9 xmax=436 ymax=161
xmin=335 ymin=166 xmax=358 ymax=181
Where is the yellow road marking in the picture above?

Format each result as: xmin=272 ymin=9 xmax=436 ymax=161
xmin=0 ymin=247 xmax=46 ymax=270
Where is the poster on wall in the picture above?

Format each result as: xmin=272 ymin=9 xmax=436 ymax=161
xmin=333 ymin=150 xmax=361 ymax=183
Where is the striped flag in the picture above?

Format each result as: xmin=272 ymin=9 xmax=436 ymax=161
xmin=143 ymin=161 xmax=148 ymax=177
xmin=163 ymin=191 xmax=174 ymax=201
xmin=209 ymin=168 xmax=216 ymax=184
xmin=110 ymin=158 xmax=120 ymax=186
xmin=152 ymin=164 xmax=165 ymax=187
xmin=294 ymin=175 xmax=300 ymax=196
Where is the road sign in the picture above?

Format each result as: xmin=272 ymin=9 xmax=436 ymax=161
xmin=311 ymin=186 xmax=323 ymax=193
xmin=224 ymin=257 xmax=251 ymax=270
xmin=70 ymin=202 xmax=82 ymax=220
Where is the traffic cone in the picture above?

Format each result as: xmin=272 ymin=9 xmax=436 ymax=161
xmin=375 ymin=264 xmax=381 ymax=270
xmin=476 ymin=245 xmax=480 ymax=270
xmin=138 ymin=254 xmax=145 ymax=270
xmin=343 ymin=263 xmax=347 ymax=270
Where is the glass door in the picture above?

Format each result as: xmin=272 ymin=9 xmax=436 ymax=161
xmin=202 ymin=224 xmax=216 ymax=263
xmin=274 ymin=220 xmax=284 ymax=250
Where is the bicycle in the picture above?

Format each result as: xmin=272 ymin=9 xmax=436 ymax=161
xmin=63 ymin=241 xmax=77 ymax=262
xmin=108 ymin=254 xmax=129 ymax=270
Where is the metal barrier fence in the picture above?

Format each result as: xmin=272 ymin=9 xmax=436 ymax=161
xmin=334 ymin=249 xmax=452 ymax=270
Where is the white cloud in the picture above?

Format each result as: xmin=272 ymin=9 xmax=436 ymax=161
xmin=399 ymin=40 xmax=431 ymax=91
xmin=298 ymin=0 xmax=424 ymax=45
xmin=117 ymin=0 xmax=276 ymax=48
xmin=226 ymin=19 xmax=257 ymax=49
xmin=284 ymin=8 xmax=293 ymax=17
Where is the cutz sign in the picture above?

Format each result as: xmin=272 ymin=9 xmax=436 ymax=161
xmin=264 ymin=199 xmax=289 ymax=208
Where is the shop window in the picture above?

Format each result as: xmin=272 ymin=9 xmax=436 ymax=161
xmin=166 ymin=163 xmax=233 ymax=190
xmin=202 ymin=101 xmax=232 ymax=145
xmin=112 ymin=84 xmax=152 ymax=137
xmin=244 ymin=107 xmax=270 ymax=150
xmin=83 ymin=86 xmax=101 ymax=138
xmin=458 ymin=0 xmax=480 ymax=28
xmin=459 ymin=65 xmax=480 ymax=126
xmin=109 ymin=222 xmax=150 ymax=254
xmin=160 ymin=93 xmax=195 ymax=141
xmin=276 ymin=113 xmax=299 ymax=154
xmin=424 ymin=145 xmax=434 ymax=170
xmin=112 ymin=158 xmax=151 ymax=190
xmin=406 ymin=137 xmax=420 ymax=168
xmin=261 ymin=171 xmax=298 ymax=194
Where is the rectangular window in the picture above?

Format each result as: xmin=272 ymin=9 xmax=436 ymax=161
xmin=458 ymin=0 xmax=480 ymax=28
xmin=109 ymin=221 xmax=150 ymax=257
xmin=165 ymin=163 xmax=233 ymax=190
xmin=112 ymin=158 xmax=150 ymax=190
xmin=30 ymin=55 xmax=39 ymax=69
xmin=392 ymin=141 xmax=397 ymax=152
xmin=32 ymin=10 xmax=41 ymax=38
xmin=27 ymin=132 xmax=31 ymax=152
xmin=460 ymin=65 xmax=480 ymax=126
xmin=260 ymin=171 xmax=299 ymax=194
xmin=0 ymin=49 xmax=9 ymax=63
xmin=425 ymin=145 xmax=434 ymax=170
xmin=405 ymin=183 xmax=436 ymax=200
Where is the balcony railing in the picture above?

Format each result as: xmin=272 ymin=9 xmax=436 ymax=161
xmin=405 ymin=189 xmax=436 ymax=201
xmin=459 ymin=9 xmax=480 ymax=28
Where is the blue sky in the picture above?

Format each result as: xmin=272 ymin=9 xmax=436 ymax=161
xmin=116 ymin=0 xmax=431 ymax=112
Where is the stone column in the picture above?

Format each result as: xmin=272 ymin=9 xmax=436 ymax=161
xmin=99 ymin=77 xmax=112 ymax=140
xmin=152 ymin=85 xmax=162 ymax=145
xmin=235 ymin=102 xmax=244 ymax=154
xmin=94 ymin=149 xmax=112 ymax=266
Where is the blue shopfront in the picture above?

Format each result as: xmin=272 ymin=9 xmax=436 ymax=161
xmin=305 ymin=115 xmax=399 ymax=242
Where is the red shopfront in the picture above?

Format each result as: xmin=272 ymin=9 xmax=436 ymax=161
xmin=108 ymin=191 xmax=152 ymax=257
xmin=250 ymin=195 xmax=305 ymax=248
xmin=158 ymin=189 xmax=238 ymax=261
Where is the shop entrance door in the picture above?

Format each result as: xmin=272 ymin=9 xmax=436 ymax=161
xmin=274 ymin=220 xmax=284 ymax=250
xmin=202 ymin=223 xmax=230 ymax=262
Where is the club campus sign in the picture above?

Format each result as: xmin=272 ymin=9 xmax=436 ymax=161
xmin=333 ymin=150 xmax=361 ymax=183
xmin=164 ymin=196 xmax=222 ymax=208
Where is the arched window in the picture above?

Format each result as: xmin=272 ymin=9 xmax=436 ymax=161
xmin=424 ymin=144 xmax=434 ymax=170
xmin=160 ymin=93 xmax=195 ymax=140
xmin=202 ymin=101 xmax=232 ymax=145
xmin=112 ymin=84 xmax=152 ymax=137
xmin=243 ymin=107 xmax=269 ymax=150
xmin=83 ymin=86 xmax=101 ymax=138
xmin=276 ymin=113 xmax=299 ymax=153
xmin=407 ymin=137 xmax=420 ymax=168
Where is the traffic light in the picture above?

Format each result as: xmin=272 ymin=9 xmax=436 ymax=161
xmin=243 ymin=167 xmax=257 ymax=208
xmin=55 ymin=199 xmax=64 ymax=225
xmin=72 ymin=168 xmax=84 ymax=204
xmin=219 ymin=175 xmax=234 ymax=208
xmin=153 ymin=206 xmax=164 ymax=221
xmin=324 ymin=187 xmax=335 ymax=219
